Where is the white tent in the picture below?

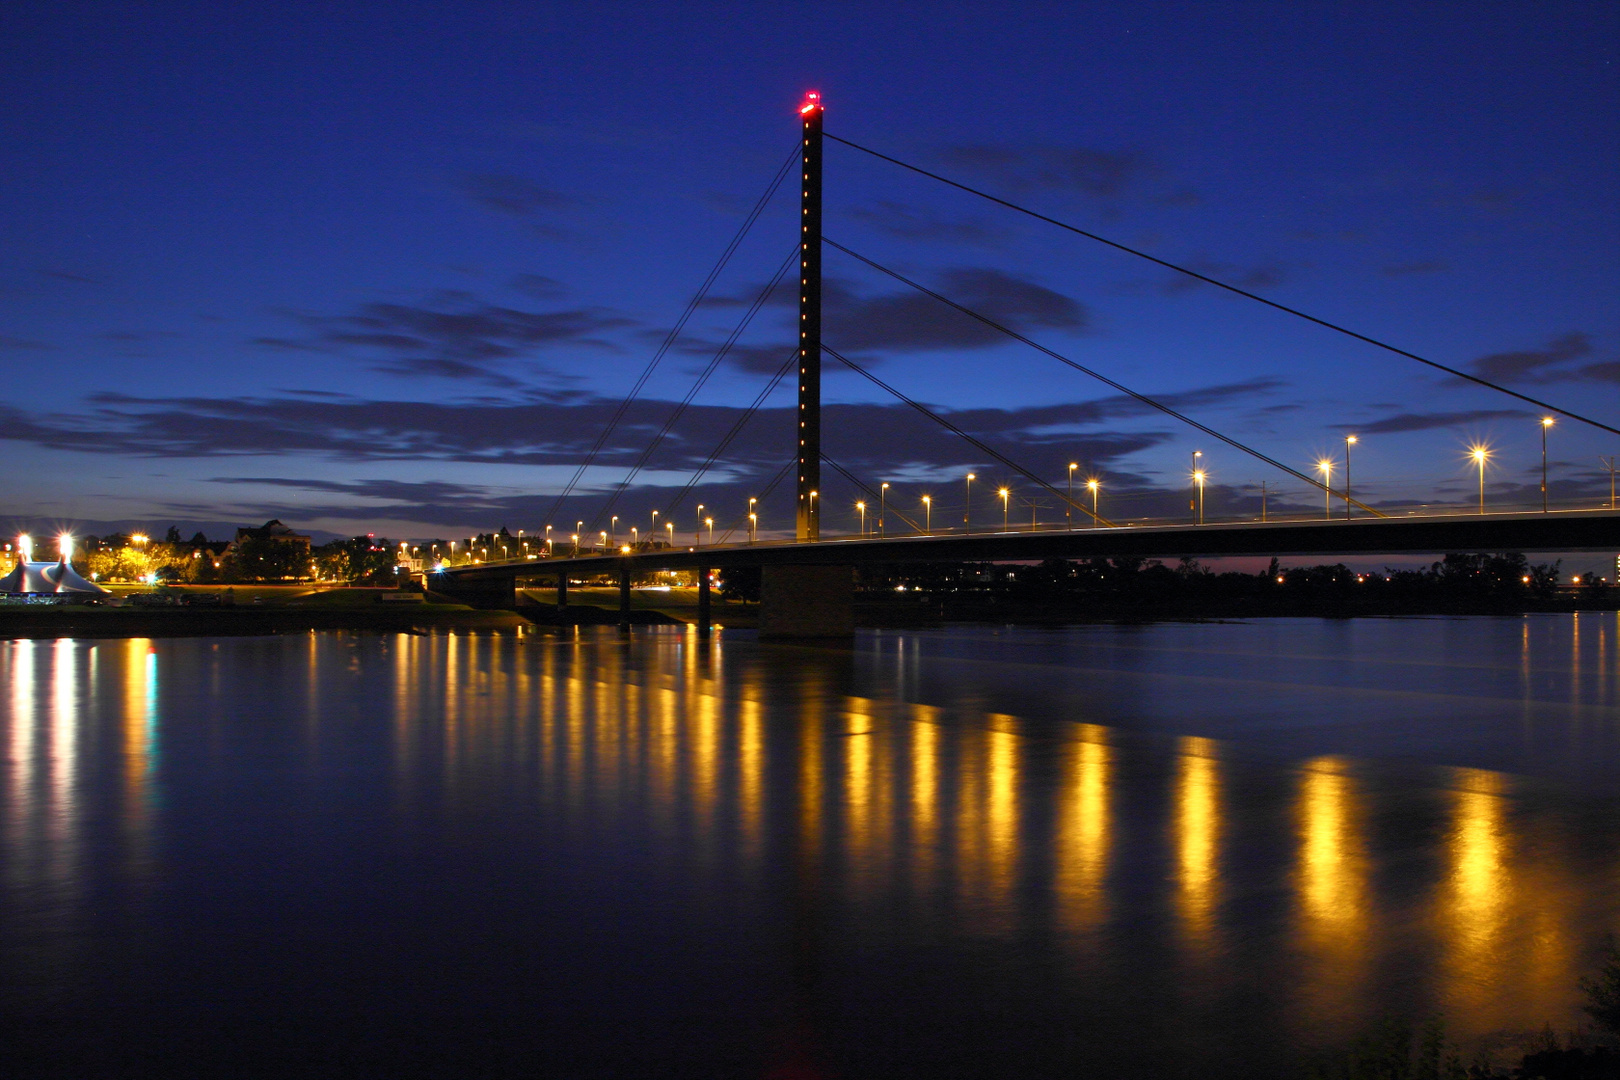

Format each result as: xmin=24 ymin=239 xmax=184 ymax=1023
xmin=0 ymin=559 xmax=110 ymax=595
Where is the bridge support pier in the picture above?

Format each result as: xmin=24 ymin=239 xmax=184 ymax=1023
xmin=618 ymin=565 xmax=631 ymax=627
xmin=759 ymin=564 xmax=853 ymax=639
xmin=697 ymin=568 xmax=711 ymax=636
xmin=432 ymin=574 xmax=516 ymax=610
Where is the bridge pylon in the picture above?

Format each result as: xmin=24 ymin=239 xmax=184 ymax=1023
xmin=796 ymin=91 xmax=823 ymax=542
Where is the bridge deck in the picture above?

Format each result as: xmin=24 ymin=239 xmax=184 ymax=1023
xmin=435 ymin=509 xmax=1618 ymax=583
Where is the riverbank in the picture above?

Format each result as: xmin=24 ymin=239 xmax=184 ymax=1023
xmin=0 ymin=586 xmax=526 ymax=638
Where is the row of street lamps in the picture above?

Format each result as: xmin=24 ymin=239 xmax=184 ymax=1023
xmin=470 ymin=417 xmax=1591 ymax=561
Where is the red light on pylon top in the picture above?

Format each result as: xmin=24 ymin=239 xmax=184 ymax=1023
xmin=799 ymin=91 xmax=821 ymax=115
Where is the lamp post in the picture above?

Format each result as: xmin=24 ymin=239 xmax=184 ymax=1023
xmin=1068 ymin=463 xmax=1078 ymax=530
xmin=1602 ymin=456 xmax=1617 ymax=510
xmin=1190 ymin=451 xmax=1203 ymax=523
xmin=857 ymin=501 xmax=866 ymax=536
xmin=705 ymin=517 xmax=713 ymax=546
xmin=610 ymin=517 xmax=617 ymax=546
xmin=880 ymin=483 xmax=889 ymax=536
xmin=666 ymin=522 xmax=674 ymax=548
xmin=1193 ymin=467 xmax=1206 ymax=525
xmin=922 ymin=495 xmax=931 ymax=535
xmin=998 ymin=487 xmax=1009 ymax=531
xmin=696 ymin=505 xmax=705 ymax=538
xmin=749 ymin=497 xmax=757 ymax=542
xmin=1344 ymin=435 xmax=1357 ymax=520
xmin=631 ymin=526 xmax=639 ymax=549
xmin=964 ymin=473 xmax=975 ymax=534
xmin=1087 ymin=478 xmax=1100 ymax=527
xmin=1541 ymin=418 xmax=1554 ymax=512
xmin=599 ymin=531 xmax=607 ymax=553
xmin=1471 ymin=446 xmax=1489 ymax=514
xmin=571 ymin=533 xmax=579 ymax=557
xmin=1316 ymin=459 xmax=1334 ymax=520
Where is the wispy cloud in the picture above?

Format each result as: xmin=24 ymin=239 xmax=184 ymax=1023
xmin=937 ymin=144 xmax=1156 ymax=198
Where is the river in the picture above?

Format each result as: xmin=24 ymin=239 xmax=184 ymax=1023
xmin=3 ymin=616 xmax=1617 ymax=1077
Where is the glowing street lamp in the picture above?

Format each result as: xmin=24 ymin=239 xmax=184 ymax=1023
xmin=1068 ymin=463 xmax=1078 ymax=530
xmin=998 ymin=487 xmax=1010 ymax=531
xmin=1192 ymin=468 xmax=1207 ymax=525
xmin=748 ymin=512 xmax=757 ymax=543
xmin=1190 ymin=451 xmax=1203 ymax=523
xmin=666 ymin=522 xmax=674 ymax=547
xmin=964 ymin=473 xmax=975 ymax=534
xmin=880 ymin=482 xmax=889 ymax=537
xmin=922 ymin=495 xmax=932 ymax=535
xmin=631 ymin=526 xmax=639 ymax=548
xmin=610 ymin=516 xmax=618 ymax=545
xmin=1470 ymin=445 xmax=1490 ymax=514
xmin=1344 ymin=435 xmax=1358 ymax=520
xmin=1316 ymin=458 xmax=1335 ymax=520
xmin=1087 ymin=477 xmax=1101 ymax=528
xmin=857 ymin=500 xmax=866 ymax=536
xmin=571 ymin=533 xmax=579 ymax=557
xmin=1540 ymin=418 xmax=1554 ymax=512
xmin=599 ymin=531 xmax=607 ymax=553
xmin=705 ymin=517 xmax=714 ymax=545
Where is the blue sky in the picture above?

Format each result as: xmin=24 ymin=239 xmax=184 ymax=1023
xmin=2 ymin=2 xmax=1616 ymax=543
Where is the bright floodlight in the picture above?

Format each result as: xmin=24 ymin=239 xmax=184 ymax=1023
xmin=58 ymin=534 xmax=73 ymax=561
xmin=18 ymin=534 xmax=32 ymax=561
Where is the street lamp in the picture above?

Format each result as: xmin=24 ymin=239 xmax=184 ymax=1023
xmin=1541 ymin=418 xmax=1554 ymax=512
xmin=1470 ymin=445 xmax=1490 ymax=514
xmin=571 ymin=533 xmax=579 ymax=557
xmin=610 ymin=516 xmax=617 ymax=545
xmin=1316 ymin=458 xmax=1334 ymax=520
xmin=1087 ymin=478 xmax=1100 ymax=527
xmin=1344 ymin=435 xmax=1357 ymax=520
xmin=749 ymin=512 xmax=757 ymax=543
xmin=880 ymin=483 xmax=889 ymax=536
xmin=1190 ymin=451 xmax=1202 ymax=523
xmin=696 ymin=505 xmax=705 ymax=541
xmin=998 ymin=487 xmax=1010 ymax=531
xmin=599 ymin=531 xmax=607 ymax=553
xmin=965 ymin=473 xmax=975 ymax=534
xmin=857 ymin=500 xmax=866 ymax=536
xmin=666 ymin=521 xmax=674 ymax=547
xmin=922 ymin=495 xmax=932 ymax=534
xmin=705 ymin=517 xmax=713 ymax=545
xmin=1068 ymin=463 xmax=1078 ymax=530
xmin=631 ymin=526 xmax=639 ymax=548
xmin=1193 ymin=467 xmax=1206 ymax=525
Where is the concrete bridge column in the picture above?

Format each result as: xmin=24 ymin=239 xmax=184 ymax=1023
xmin=758 ymin=564 xmax=853 ymax=639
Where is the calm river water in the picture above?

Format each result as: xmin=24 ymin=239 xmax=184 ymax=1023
xmin=3 ymin=617 xmax=1618 ymax=1078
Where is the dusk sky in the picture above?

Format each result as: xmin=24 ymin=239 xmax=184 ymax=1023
xmin=3 ymin=2 xmax=1616 ymax=542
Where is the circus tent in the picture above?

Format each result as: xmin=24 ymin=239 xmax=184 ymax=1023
xmin=0 ymin=536 xmax=110 ymax=595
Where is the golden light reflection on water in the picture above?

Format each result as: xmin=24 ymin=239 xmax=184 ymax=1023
xmin=1055 ymin=725 xmax=1111 ymax=937
xmin=1294 ymin=756 xmax=1367 ymax=1021
xmin=1442 ymin=768 xmax=1512 ymax=1024
xmin=1175 ymin=736 xmax=1221 ymax=949
xmin=909 ymin=707 xmax=940 ymax=890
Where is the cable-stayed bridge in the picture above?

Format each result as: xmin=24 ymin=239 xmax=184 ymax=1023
xmin=435 ymin=93 xmax=1618 ymax=635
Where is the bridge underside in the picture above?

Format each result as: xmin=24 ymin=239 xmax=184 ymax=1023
xmin=431 ymin=509 xmax=1618 ymax=632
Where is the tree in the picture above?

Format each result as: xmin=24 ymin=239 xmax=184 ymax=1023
xmin=1582 ymin=936 xmax=1620 ymax=1035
